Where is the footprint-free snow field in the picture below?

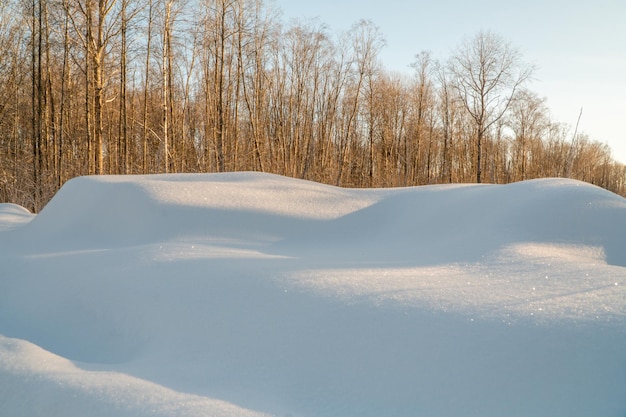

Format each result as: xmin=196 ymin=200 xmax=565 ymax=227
xmin=1 ymin=172 xmax=625 ymax=417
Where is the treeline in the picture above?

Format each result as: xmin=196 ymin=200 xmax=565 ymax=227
xmin=0 ymin=0 xmax=624 ymax=211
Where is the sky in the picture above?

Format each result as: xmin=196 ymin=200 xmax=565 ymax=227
xmin=274 ymin=0 xmax=626 ymax=164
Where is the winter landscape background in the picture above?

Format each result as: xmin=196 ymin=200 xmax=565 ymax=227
xmin=1 ymin=172 xmax=625 ymax=417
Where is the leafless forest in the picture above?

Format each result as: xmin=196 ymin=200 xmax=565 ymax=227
xmin=1 ymin=0 xmax=624 ymax=211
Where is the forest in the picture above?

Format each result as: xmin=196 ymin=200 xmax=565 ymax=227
xmin=1 ymin=0 xmax=624 ymax=212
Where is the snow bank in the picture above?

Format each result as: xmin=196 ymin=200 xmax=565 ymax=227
xmin=1 ymin=173 xmax=625 ymax=417
xmin=0 ymin=203 xmax=34 ymax=232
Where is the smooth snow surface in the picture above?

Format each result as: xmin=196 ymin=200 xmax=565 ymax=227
xmin=0 ymin=203 xmax=34 ymax=232
xmin=1 ymin=172 xmax=625 ymax=417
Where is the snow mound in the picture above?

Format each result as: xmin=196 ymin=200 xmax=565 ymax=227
xmin=1 ymin=172 xmax=625 ymax=417
xmin=15 ymin=173 xmax=378 ymax=250
xmin=293 ymin=178 xmax=626 ymax=267
xmin=0 ymin=203 xmax=34 ymax=232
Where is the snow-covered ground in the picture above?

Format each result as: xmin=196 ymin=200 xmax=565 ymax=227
xmin=0 ymin=172 xmax=625 ymax=417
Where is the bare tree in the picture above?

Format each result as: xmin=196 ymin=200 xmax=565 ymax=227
xmin=336 ymin=19 xmax=383 ymax=186
xmin=64 ymin=0 xmax=119 ymax=175
xmin=0 ymin=1 xmax=27 ymax=204
xmin=141 ymin=0 xmax=154 ymax=173
xmin=92 ymin=0 xmax=116 ymax=175
xmin=409 ymin=51 xmax=435 ymax=184
xmin=507 ymin=89 xmax=549 ymax=181
xmin=369 ymin=72 xmax=410 ymax=186
xmin=30 ymin=0 xmax=44 ymax=209
xmin=162 ymin=0 xmax=173 ymax=172
xmin=117 ymin=0 xmax=129 ymax=174
xmin=434 ymin=60 xmax=456 ymax=183
xmin=449 ymin=31 xmax=533 ymax=183
xmin=200 ymin=0 xmax=235 ymax=172
xmin=236 ymin=0 xmax=276 ymax=173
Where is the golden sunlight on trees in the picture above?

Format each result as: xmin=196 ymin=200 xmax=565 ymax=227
xmin=0 ymin=0 xmax=624 ymax=211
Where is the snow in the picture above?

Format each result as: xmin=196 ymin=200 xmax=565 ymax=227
xmin=0 ymin=172 xmax=625 ymax=417
xmin=0 ymin=204 xmax=34 ymax=232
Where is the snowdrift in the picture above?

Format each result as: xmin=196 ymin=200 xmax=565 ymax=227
xmin=1 ymin=172 xmax=625 ymax=417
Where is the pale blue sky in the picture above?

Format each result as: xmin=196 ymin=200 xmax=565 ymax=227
xmin=274 ymin=0 xmax=626 ymax=163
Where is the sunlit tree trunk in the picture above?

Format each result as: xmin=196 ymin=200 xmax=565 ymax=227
xmin=162 ymin=0 xmax=173 ymax=173
xmin=142 ymin=0 xmax=153 ymax=173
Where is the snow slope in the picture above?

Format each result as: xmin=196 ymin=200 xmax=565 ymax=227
xmin=1 ymin=172 xmax=625 ymax=417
